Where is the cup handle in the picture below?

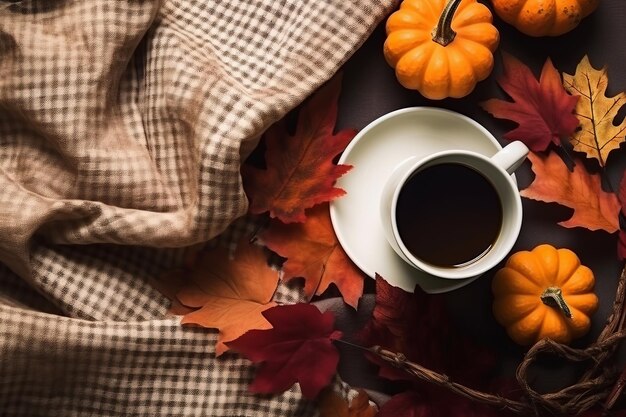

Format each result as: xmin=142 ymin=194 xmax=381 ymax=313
xmin=490 ymin=141 xmax=529 ymax=175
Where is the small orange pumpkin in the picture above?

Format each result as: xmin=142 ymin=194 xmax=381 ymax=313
xmin=490 ymin=0 xmax=600 ymax=37
xmin=492 ymin=244 xmax=598 ymax=346
xmin=383 ymin=0 xmax=499 ymax=100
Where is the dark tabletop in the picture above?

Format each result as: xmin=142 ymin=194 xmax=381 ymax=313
xmin=332 ymin=0 xmax=626 ymax=399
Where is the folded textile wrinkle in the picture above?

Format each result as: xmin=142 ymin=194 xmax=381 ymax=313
xmin=0 ymin=0 xmax=396 ymax=415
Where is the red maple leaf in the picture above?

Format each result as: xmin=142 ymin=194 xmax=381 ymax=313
xmin=618 ymin=171 xmax=626 ymax=260
xmin=361 ymin=276 xmax=509 ymax=415
xmin=360 ymin=275 xmax=496 ymax=386
xmin=378 ymin=389 xmax=510 ymax=417
xmin=259 ymin=203 xmax=365 ymax=308
xmin=226 ymin=303 xmax=343 ymax=399
xmin=242 ymin=76 xmax=355 ymax=223
xmin=481 ymin=53 xmax=579 ymax=152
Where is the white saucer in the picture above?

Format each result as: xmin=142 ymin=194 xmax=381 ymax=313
xmin=329 ymin=107 xmax=514 ymax=293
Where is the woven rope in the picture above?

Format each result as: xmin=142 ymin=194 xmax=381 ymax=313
xmin=371 ymin=264 xmax=626 ymax=415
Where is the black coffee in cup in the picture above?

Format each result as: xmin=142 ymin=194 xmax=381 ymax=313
xmin=395 ymin=162 xmax=503 ymax=267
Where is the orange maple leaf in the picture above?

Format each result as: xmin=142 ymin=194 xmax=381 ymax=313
xmin=260 ymin=203 xmax=364 ymax=308
xmin=175 ymin=240 xmax=279 ymax=356
xmin=242 ymin=76 xmax=355 ymax=223
xmin=318 ymin=388 xmax=378 ymax=417
xmin=520 ymin=151 xmax=620 ymax=233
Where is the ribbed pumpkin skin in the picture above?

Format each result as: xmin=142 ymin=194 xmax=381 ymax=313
xmin=491 ymin=0 xmax=600 ymax=37
xmin=383 ymin=0 xmax=499 ymax=100
xmin=492 ymin=245 xmax=599 ymax=346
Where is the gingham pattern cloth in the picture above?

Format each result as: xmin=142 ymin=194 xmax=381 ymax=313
xmin=0 ymin=1 xmax=396 ymax=415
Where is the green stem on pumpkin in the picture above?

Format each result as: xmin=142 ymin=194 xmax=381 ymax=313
xmin=431 ymin=0 xmax=462 ymax=46
xmin=541 ymin=287 xmax=573 ymax=319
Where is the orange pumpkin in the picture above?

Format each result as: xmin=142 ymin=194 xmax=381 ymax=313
xmin=490 ymin=0 xmax=600 ymax=37
xmin=383 ymin=0 xmax=499 ymax=100
xmin=492 ymin=244 xmax=598 ymax=346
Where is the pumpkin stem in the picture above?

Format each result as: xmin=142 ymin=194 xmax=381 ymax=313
xmin=541 ymin=287 xmax=573 ymax=319
xmin=432 ymin=0 xmax=462 ymax=46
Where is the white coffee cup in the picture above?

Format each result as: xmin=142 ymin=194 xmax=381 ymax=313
xmin=379 ymin=141 xmax=529 ymax=280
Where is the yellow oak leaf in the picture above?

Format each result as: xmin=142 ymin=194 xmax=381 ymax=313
xmin=563 ymin=55 xmax=626 ymax=166
xmin=175 ymin=239 xmax=279 ymax=356
xmin=520 ymin=151 xmax=620 ymax=233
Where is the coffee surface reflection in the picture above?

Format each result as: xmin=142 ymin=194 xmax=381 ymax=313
xmin=396 ymin=163 xmax=502 ymax=267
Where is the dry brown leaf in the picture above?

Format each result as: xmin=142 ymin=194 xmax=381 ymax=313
xmin=563 ymin=55 xmax=626 ymax=166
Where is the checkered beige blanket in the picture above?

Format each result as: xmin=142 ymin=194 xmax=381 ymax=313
xmin=0 ymin=1 xmax=395 ymax=415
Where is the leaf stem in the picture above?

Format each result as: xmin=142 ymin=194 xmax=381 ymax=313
xmin=585 ymin=72 xmax=606 ymax=168
xmin=333 ymin=338 xmax=370 ymax=351
xmin=249 ymin=214 xmax=271 ymax=243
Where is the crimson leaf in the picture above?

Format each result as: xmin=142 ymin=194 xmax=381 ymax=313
xmin=481 ymin=53 xmax=579 ymax=152
xmin=226 ymin=303 xmax=343 ymax=399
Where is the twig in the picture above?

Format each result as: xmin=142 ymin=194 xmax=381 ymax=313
xmin=368 ymin=345 xmax=534 ymax=414
xmin=334 ymin=265 xmax=626 ymax=415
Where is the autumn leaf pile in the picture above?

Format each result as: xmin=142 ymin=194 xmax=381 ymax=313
xmin=155 ymin=72 xmax=512 ymax=414
xmin=482 ymin=54 xmax=626 ymax=250
xmin=160 ymin=76 xmax=371 ymax=402
xmin=243 ymin=76 xmax=365 ymax=309
xmin=157 ymin=53 xmax=626 ymax=416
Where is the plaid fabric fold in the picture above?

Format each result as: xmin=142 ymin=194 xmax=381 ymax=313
xmin=0 ymin=0 xmax=396 ymax=415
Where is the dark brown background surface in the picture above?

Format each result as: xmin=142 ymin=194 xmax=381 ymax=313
xmin=330 ymin=0 xmax=626 ymax=403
